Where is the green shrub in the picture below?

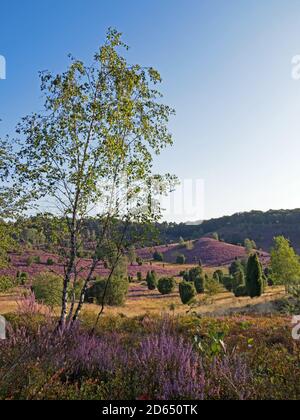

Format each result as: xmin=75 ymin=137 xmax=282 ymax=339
xmin=86 ymin=276 xmax=129 ymax=307
xmin=146 ymin=271 xmax=157 ymax=291
xmin=34 ymin=256 xmax=41 ymax=264
xmin=179 ymin=281 xmax=196 ymax=304
xmin=229 ymin=260 xmax=244 ymax=277
xmin=136 ymin=257 xmax=143 ymax=266
xmin=16 ymin=271 xmax=28 ymax=286
xmin=188 ymin=267 xmax=203 ymax=282
xmin=26 ymin=256 xmax=34 ymax=267
xmin=32 ymin=273 xmax=63 ymax=307
xmin=234 ymin=285 xmax=248 ymax=297
xmin=194 ymin=275 xmax=205 ymax=294
xmin=222 ymin=276 xmax=234 ymax=292
xmin=0 ymin=276 xmax=15 ymax=293
xmin=246 ymin=254 xmax=264 ymax=298
xmin=176 ymin=254 xmax=186 ymax=265
xmin=46 ymin=258 xmax=54 ymax=266
xmin=213 ymin=270 xmax=224 ymax=283
xmin=206 ymin=278 xmax=224 ymax=296
xmin=157 ymin=277 xmax=176 ymax=295
xmin=137 ymin=272 xmax=143 ymax=282
xmin=153 ymin=251 xmax=164 ymax=262
xmin=232 ymin=269 xmax=245 ymax=292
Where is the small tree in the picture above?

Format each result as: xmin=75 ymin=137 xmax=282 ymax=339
xmin=270 ymin=236 xmax=300 ymax=293
xmin=153 ymin=251 xmax=164 ymax=262
xmin=232 ymin=269 xmax=245 ymax=293
xmin=32 ymin=273 xmax=64 ymax=307
xmin=246 ymin=254 xmax=264 ymax=298
xmin=179 ymin=281 xmax=196 ymax=304
xmin=176 ymin=254 xmax=186 ymax=265
xmin=128 ymin=246 xmax=137 ymax=266
xmin=244 ymin=238 xmax=256 ymax=255
xmin=86 ymin=275 xmax=129 ymax=306
xmin=15 ymin=28 xmax=176 ymax=328
xmin=157 ymin=277 xmax=176 ymax=295
xmin=213 ymin=269 xmax=224 ymax=283
xmin=229 ymin=260 xmax=244 ymax=277
xmin=194 ymin=275 xmax=205 ymax=294
xmin=146 ymin=271 xmax=157 ymax=291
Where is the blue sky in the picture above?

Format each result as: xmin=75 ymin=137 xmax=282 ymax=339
xmin=1 ymin=0 xmax=300 ymax=222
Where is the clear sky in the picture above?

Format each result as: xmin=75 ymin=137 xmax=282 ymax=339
xmin=1 ymin=0 xmax=300 ymax=222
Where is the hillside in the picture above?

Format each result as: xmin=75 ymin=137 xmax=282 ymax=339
xmin=155 ymin=209 xmax=300 ymax=252
xmin=138 ymin=237 xmax=270 ymax=267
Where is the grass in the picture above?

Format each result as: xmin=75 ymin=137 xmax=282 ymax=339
xmin=0 ymin=281 xmax=286 ymax=319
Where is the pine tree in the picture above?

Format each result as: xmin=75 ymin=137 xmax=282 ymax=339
xmin=246 ymin=254 xmax=264 ymax=298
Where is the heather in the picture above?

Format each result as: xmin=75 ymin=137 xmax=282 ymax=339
xmin=0 ymin=296 xmax=299 ymax=400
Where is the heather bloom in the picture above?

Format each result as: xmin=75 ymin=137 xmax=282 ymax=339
xmin=0 ymin=313 xmax=254 ymax=400
xmin=134 ymin=332 xmax=206 ymax=400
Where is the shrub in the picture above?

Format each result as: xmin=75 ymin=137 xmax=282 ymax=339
xmin=194 ymin=275 xmax=205 ymax=294
xmin=128 ymin=276 xmax=134 ymax=283
xmin=232 ymin=269 xmax=245 ymax=293
xmin=206 ymin=278 xmax=224 ymax=296
xmin=229 ymin=260 xmax=244 ymax=277
xmin=189 ymin=267 xmax=203 ymax=282
xmin=153 ymin=251 xmax=164 ymax=262
xmin=146 ymin=271 xmax=157 ymax=291
xmin=213 ymin=270 xmax=224 ymax=283
xmin=157 ymin=277 xmax=176 ymax=295
xmin=26 ymin=256 xmax=34 ymax=267
xmin=234 ymin=285 xmax=248 ymax=297
xmin=182 ymin=267 xmax=202 ymax=283
xmin=179 ymin=281 xmax=196 ymax=304
xmin=176 ymin=254 xmax=186 ymax=265
xmin=136 ymin=257 xmax=143 ymax=266
xmin=16 ymin=271 xmax=28 ymax=286
xmin=34 ymin=256 xmax=41 ymax=264
xmin=32 ymin=273 xmax=63 ymax=307
xmin=246 ymin=254 xmax=264 ymax=298
xmin=0 ymin=276 xmax=15 ymax=293
xmin=46 ymin=258 xmax=54 ymax=266
xmin=86 ymin=276 xmax=129 ymax=307
xmin=137 ymin=272 xmax=143 ymax=282
xmin=221 ymin=276 xmax=234 ymax=292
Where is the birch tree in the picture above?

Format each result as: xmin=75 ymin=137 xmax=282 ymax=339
xmin=15 ymin=29 xmax=176 ymax=328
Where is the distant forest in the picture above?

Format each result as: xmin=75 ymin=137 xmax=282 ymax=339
xmin=155 ymin=209 xmax=300 ymax=252
xmin=16 ymin=209 xmax=300 ymax=253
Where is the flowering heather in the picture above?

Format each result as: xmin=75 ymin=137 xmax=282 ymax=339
xmin=0 ymin=313 xmax=255 ymax=400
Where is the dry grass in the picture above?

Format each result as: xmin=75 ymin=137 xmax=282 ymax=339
xmin=0 ymin=282 xmax=286 ymax=320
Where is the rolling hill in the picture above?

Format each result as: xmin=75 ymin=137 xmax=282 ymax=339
xmin=138 ymin=237 xmax=270 ymax=267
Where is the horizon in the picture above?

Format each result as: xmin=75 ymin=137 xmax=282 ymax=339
xmin=1 ymin=0 xmax=300 ymax=222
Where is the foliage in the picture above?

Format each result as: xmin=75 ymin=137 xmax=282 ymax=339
xmin=157 ymin=277 xmax=176 ymax=295
xmin=194 ymin=275 xmax=205 ymax=294
xmin=213 ymin=269 xmax=224 ymax=283
xmin=32 ymin=273 xmax=64 ymax=307
xmin=176 ymin=254 xmax=186 ymax=265
xmin=234 ymin=285 xmax=248 ymax=298
xmin=0 ymin=275 xmax=15 ymax=293
xmin=146 ymin=271 xmax=157 ymax=291
xmin=14 ymin=28 xmax=176 ymax=326
xmin=179 ymin=281 xmax=196 ymax=304
xmin=270 ymin=236 xmax=300 ymax=291
xmin=229 ymin=260 xmax=245 ymax=277
xmin=244 ymin=238 xmax=256 ymax=254
xmin=86 ymin=275 xmax=129 ymax=307
xmin=205 ymin=278 xmax=224 ymax=296
xmin=221 ymin=276 xmax=234 ymax=292
xmin=246 ymin=254 xmax=264 ymax=298
xmin=232 ymin=269 xmax=245 ymax=292
xmin=153 ymin=251 xmax=164 ymax=262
